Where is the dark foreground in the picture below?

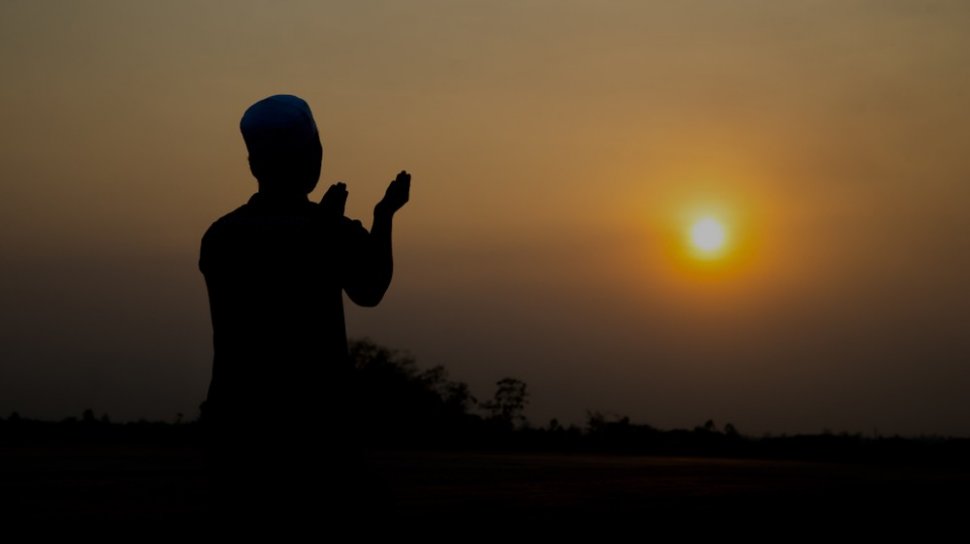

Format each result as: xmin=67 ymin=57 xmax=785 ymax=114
xmin=2 ymin=445 xmax=967 ymax=529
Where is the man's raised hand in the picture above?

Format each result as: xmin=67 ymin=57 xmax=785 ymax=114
xmin=376 ymin=170 xmax=411 ymax=216
xmin=320 ymin=182 xmax=348 ymax=218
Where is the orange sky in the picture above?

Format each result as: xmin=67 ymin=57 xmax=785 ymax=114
xmin=2 ymin=1 xmax=969 ymax=435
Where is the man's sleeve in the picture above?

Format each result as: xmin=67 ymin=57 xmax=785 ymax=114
xmin=339 ymin=216 xmax=389 ymax=307
xmin=199 ymin=228 xmax=210 ymax=275
xmin=199 ymin=223 xmax=217 ymax=276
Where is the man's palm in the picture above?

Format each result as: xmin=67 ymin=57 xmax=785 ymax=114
xmin=320 ymin=182 xmax=347 ymax=217
xmin=379 ymin=171 xmax=410 ymax=214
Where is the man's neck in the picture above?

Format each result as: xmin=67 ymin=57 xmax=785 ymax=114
xmin=252 ymin=189 xmax=311 ymax=206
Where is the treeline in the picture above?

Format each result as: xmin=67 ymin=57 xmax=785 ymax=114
xmin=4 ymin=338 xmax=970 ymax=466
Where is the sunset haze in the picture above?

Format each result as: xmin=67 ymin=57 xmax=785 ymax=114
xmin=2 ymin=1 xmax=969 ymax=436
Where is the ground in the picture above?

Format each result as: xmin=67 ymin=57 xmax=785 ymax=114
xmin=2 ymin=445 xmax=966 ymax=530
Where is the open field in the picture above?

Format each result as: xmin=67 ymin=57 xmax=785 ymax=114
xmin=2 ymin=446 xmax=967 ymax=528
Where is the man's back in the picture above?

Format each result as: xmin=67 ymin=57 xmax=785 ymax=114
xmin=200 ymin=192 xmax=370 ymax=431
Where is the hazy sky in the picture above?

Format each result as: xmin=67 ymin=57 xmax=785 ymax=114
xmin=2 ymin=1 xmax=968 ymax=435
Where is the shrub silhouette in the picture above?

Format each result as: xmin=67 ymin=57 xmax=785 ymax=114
xmin=350 ymin=338 xmax=482 ymax=446
xmin=481 ymin=377 xmax=530 ymax=430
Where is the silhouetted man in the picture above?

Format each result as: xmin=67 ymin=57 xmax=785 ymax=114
xmin=199 ymin=94 xmax=409 ymax=526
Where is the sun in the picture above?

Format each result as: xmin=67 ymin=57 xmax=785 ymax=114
xmin=688 ymin=217 xmax=727 ymax=257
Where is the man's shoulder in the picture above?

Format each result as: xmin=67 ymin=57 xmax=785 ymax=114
xmin=202 ymin=203 xmax=251 ymax=242
xmin=199 ymin=200 xmax=256 ymax=273
xmin=199 ymin=197 xmax=350 ymax=248
xmin=200 ymin=195 xmax=361 ymax=246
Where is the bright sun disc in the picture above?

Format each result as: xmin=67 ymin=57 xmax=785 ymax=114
xmin=689 ymin=217 xmax=727 ymax=254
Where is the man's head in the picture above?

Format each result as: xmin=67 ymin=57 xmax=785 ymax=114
xmin=240 ymin=94 xmax=322 ymax=195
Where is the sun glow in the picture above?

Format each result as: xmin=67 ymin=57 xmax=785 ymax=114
xmin=640 ymin=174 xmax=762 ymax=283
xmin=689 ymin=217 xmax=727 ymax=256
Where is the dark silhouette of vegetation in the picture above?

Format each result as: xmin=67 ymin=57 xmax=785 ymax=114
xmin=5 ymin=341 xmax=970 ymax=530
xmin=351 ymin=338 xmax=484 ymax=447
xmin=481 ymin=377 xmax=530 ymax=430
xmin=5 ymin=338 xmax=970 ymax=467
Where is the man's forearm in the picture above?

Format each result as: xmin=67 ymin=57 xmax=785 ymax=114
xmin=348 ymin=169 xmax=407 ymax=307
xmin=368 ymin=205 xmax=395 ymax=298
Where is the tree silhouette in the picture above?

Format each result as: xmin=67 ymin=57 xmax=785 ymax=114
xmin=482 ymin=377 xmax=529 ymax=429
xmin=349 ymin=338 xmax=482 ymax=445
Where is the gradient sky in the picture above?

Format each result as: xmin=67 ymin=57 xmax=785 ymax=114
xmin=2 ymin=1 xmax=968 ymax=435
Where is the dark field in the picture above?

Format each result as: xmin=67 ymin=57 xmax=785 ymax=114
xmin=3 ymin=445 xmax=968 ymax=530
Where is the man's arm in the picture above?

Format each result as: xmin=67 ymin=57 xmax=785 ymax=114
xmin=331 ymin=171 xmax=410 ymax=307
